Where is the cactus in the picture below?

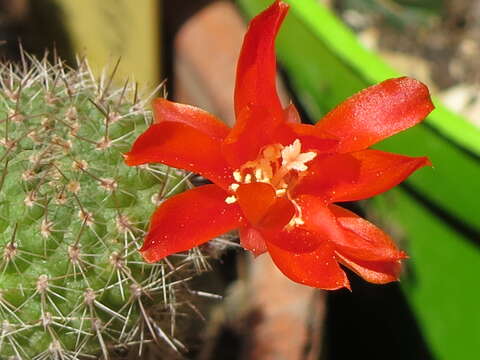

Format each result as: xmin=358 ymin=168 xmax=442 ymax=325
xmin=0 ymin=53 xmax=208 ymax=359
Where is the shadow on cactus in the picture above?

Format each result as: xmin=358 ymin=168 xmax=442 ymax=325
xmin=0 ymin=52 xmax=214 ymax=359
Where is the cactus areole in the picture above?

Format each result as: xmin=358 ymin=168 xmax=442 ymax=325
xmin=0 ymin=55 xmax=200 ymax=359
xmin=126 ymin=0 xmax=434 ymax=290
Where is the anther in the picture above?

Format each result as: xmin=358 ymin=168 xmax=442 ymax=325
xmin=225 ymin=195 xmax=237 ymax=204
xmin=233 ymin=171 xmax=242 ymax=182
xmin=229 ymin=183 xmax=240 ymax=192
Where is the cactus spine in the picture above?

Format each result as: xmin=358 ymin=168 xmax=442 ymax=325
xmin=0 ymin=53 xmax=206 ymax=359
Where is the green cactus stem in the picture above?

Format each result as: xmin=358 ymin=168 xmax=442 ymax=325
xmin=0 ymin=52 xmax=209 ymax=359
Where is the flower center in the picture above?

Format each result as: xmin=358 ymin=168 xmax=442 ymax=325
xmin=225 ymin=139 xmax=316 ymax=226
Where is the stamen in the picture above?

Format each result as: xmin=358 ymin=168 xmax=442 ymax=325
xmin=225 ymin=195 xmax=237 ymax=204
xmin=227 ymin=139 xmax=315 ymax=203
xmin=229 ymin=183 xmax=240 ymax=192
xmin=281 ymin=139 xmax=316 ymax=172
xmin=233 ymin=171 xmax=242 ymax=182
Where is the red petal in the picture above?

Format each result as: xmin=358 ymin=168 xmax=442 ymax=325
xmin=234 ymin=0 xmax=288 ymax=121
xmin=125 ymin=122 xmax=233 ymax=188
xmin=289 ymin=123 xmax=339 ymax=153
xmin=293 ymin=153 xmax=361 ymax=200
xmin=236 ymin=182 xmax=296 ymax=230
xmin=315 ymin=77 xmax=434 ymax=152
xmin=152 ymin=98 xmax=230 ymax=141
xmin=222 ymin=105 xmax=295 ymax=167
xmin=261 ymin=195 xmax=341 ymax=253
xmin=331 ymin=150 xmax=431 ymax=202
xmin=236 ymin=182 xmax=276 ymax=226
xmin=239 ymin=226 xmax=267 ymax=256
xmin=262 ymin=226 xmax=321 ymax=253
xmin=140 ymin=185 xmax=243 ymax=262
xmin=329 ymin=205 xmax=406 ymax=262
xmin=266 ymin=240 xmax=350 ymax=290
xmin=336 ymin=252 xmax=402 ymax=284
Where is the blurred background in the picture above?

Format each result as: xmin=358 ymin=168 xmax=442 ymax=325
xmin=0 ymin=0 xmax=479 ymax=359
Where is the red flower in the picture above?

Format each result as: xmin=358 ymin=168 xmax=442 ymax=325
xmin=125 ymin=0 xmax=434 ymax=290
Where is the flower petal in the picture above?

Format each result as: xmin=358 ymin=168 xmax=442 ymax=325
xmin=289 ymin=123 xmax=339 ymax=153
xmin=222 ymin=107 xmax=336 ymax=168
xmin=239 ymin=226 xmax=267 ymax=256
xmin=315 ymin=77 xmax=434 ymax=152
xmin=234 ymin=0 xmax=288 ymax=121
xmin=336 ymin=252 xmax=402 ymax=284
xmin=331 ymin=150 xmax=431 ymax=202
xmin=266 ymin=240 xmax=350 ymax=290
xmin=261 ymin=195 xmax=341 ymax=253
xmin=152 ymin=98 xmax=230 ymax=141
xmin=329 ymin=205 xmax=406 ymax=262
xmin=140 ymin=185 xmax=243 ymax=262
xmin=292 ymin=153 xmax=361 ymax=200
xmin=262 ymin=226 xmax=321 ymax=253
xmin=235 ymin=182 xmax=295 ymax=229
xmin=125 ymin=121 xmax=233 ymax=188
xmin=235 ymin=182 xmax=276 ymax=225
xmin=223 ymin=105 xmax=295 ymax=167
